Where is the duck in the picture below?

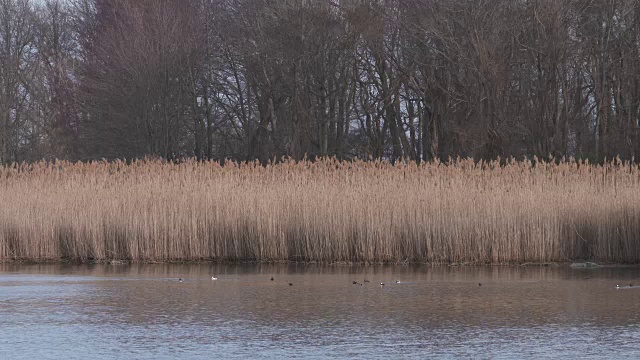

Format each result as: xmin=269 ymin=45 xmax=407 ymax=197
xmin=270 ymin=277 xmax=274 ymax=281
xmin=211 ymin=276 xmax=218 ymax=281
xmin=616 ymin=284 xmax=620 ymax=289
xmin=364 ymin=279 xmax=370 ymax=283
xmin=289 ymin=283 xmax=293 ymax=286
xmin=352 ymin=281 xmax=358 ymax=285
xmin=179 ymin=278 xmax=183 ymax=283
xmin=380 ymin=282 xmax=385 ymax=287
xmin=395 ymin=280 xmax=401 ymax=284
xmin=478 ymin=283 xmax=482 ymax=287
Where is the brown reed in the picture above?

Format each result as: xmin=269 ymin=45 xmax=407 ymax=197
xmin=0 ymin=157 xmax=639 ymax=264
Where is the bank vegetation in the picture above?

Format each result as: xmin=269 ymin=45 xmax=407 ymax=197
xmin=1 ymin=158 xmax=639 ymax=264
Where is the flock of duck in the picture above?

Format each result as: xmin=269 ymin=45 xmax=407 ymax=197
xmin=176 ymin=277 xmax=633 ymax=290
xmin=175 ymin=276 xmax=486 ymax=288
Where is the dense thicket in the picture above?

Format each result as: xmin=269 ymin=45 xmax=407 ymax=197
xmin=1 ymin=0 xmax=639 ymax=164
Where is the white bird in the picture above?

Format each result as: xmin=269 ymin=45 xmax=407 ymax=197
xmin=211 ymin=276 xmax=218 ymax=281
xmin=616 ymin=284 xmax=620 ymax=289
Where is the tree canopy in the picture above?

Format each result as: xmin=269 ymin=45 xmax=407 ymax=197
xmin=1 ymin=0 xmax=639 ymax=163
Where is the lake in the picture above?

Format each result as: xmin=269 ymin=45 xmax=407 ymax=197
xmin=1 ymin=263 xmax=639 ymax=359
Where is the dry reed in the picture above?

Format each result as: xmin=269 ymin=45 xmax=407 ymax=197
xmin=0 ymin=157 xmax=639 ymax=264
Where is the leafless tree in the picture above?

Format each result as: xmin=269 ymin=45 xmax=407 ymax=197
xmin=0 ymin=0 xmax=639 ymax=164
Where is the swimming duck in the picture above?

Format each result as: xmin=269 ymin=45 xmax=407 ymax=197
xmin=380 ymin=282 xmax=385 ymax=287
xmin=211 ymin=276 xmax=218 ymax=281
xmin=352 ymin=281 xmax=358 ymax=285
xmin=289 ymin=283 xmax=293 ymax=286
xmin=179 ymin=278 xmax=183 ymax=283
xmin=616 ymin=284 xmax=620 ymax=289
xmin=395 ymin=280 xmax=401 ymax=284
xmin=270 ymin=277 xmax=274 ymax=281
xmin=364 ymin=279 xmax=370 ymax=283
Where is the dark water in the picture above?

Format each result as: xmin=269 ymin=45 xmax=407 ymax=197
xmin=1 ymin=264 xmax=639 ymax=359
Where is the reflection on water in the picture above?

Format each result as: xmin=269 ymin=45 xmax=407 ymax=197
xmin=1 ymin=264 xmax=639 ymax=359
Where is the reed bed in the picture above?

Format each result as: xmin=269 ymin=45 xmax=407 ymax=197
xmin=0 ymin=158 xmax=639 ymax=264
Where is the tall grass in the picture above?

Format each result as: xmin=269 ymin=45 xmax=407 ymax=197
xmin=0 ymin=157 xmax=639 ymax=264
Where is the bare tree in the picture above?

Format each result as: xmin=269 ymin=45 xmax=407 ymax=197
xmin=0 ymin=0 xmax=38 ymax=163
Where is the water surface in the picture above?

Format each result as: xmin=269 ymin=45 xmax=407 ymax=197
xmin=1 ymin=264 xmax=639 ymax=359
